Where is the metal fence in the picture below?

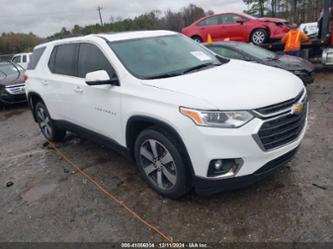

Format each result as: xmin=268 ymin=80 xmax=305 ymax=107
xmin=0 ymin=54 xmax=14 ymax=62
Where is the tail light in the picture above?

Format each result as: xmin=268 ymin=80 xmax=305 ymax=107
xmin=23 ymin=75 xmax=28 ymax=82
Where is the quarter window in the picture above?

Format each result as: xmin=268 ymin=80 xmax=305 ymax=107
xmin=28 ymin=47 xmax=46 ymax=70
xmin=22 ymin=55 xmax=27 ymax=63
xmin=77 ymin=43 xmax=114 ymax=78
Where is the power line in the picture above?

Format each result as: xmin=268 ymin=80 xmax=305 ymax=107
xmin=97 ymin=6 xmax=104 ymax=26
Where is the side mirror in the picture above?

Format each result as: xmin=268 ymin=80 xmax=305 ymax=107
xmin=85 ymin=70 xmax=119 ymax=86
xmin=236 ymin=18 xmax=244 ymax=25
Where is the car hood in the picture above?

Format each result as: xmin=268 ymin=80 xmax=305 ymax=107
xmin=258 ymin=17 xmax=288 ymax=23
xmin=262 ymin=55 xmax=315 ymax=72
xmin=142 ymin=60 xmax=304 ymax=110
xmin=0 ymin=73 xmax=25 ymax=86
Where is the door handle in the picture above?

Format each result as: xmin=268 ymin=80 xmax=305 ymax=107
xmin=41 ymin=80 xmax=48 ymax=86
xmin=73 ymin=86 xmax=83 ymax=93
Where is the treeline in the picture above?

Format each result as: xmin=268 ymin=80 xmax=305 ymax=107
xmin=1 ymin=4 xmax=211 ymax=54
xmin=47 ymin=4 xmax=213 ymax=40
xmin=0 ymin=32 xmax=42 ymax=54
xmin=0 ymin=2 xmax=327 ymax=54
xmin=244 ymin=0 xmax=324 ymax=23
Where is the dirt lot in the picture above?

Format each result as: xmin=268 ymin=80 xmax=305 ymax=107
xmin=0 ymin=72 xmax=332 ymax=243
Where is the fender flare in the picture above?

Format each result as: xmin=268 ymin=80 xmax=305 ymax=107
xmin=125 ymin=115 xmax=195 ymax=176
xmin=27 ymin=91 xmax=44 ymax=122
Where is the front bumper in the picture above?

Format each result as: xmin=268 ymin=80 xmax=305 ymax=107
xmin=294 ymin=71 xmax=314 ymax=85
xmin=0 ymin=84 xmax=27 ymax=104
xmin=181 ymin=114 xmax=307 ymax=179
xmin=0 ymin=93 xmax=27 ymax=104
xmin=177 ymin=92 xmax=307 ymax=194
xmin=194 ymin=147 xmax=298 ymax=195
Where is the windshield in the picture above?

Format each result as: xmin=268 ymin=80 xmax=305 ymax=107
xmin=233 ymin=43 xmax=276 ymax=60
xmin=109 ymin=34 xmax=222 ymax=79
xmin=241 ymin=13 xmax=256 ymax=19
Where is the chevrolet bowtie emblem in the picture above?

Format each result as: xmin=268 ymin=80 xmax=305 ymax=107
xmin=291 ymin=103 xmax=304 ymax=115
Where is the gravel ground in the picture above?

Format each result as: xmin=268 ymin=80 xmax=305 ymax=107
xmin=0 ymin=72 xmax=332 ymax=243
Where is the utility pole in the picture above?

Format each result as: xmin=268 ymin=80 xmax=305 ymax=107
xmin=97 ymin=6 xmax=104 ymax=26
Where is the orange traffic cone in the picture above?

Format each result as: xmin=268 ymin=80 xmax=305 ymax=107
xmin=207 ymin=34 xmax=213 ymax=44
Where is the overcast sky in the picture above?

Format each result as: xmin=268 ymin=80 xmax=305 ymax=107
xmin=0 ymin=0 xmax=246 ymax=37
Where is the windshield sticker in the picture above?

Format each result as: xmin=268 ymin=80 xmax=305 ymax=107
xmin=190 ymin=51 xmax=211 ymax=61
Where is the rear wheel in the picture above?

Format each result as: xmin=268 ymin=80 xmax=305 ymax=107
xmin=192 ymin=35 xmax=203 ymax=43
xmin=34 ymin=102 xmax=66 ymax=142
xmin=134 ymin=128 xmax=191 ymax=199
xmin=250 ymin=29 xmax=268 ymax=45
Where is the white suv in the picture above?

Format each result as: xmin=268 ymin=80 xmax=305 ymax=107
xmin=26 ymin=31 xmax=307 ymax=198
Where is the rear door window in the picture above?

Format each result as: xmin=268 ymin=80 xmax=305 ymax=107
xmin=49 ymin=44 xmax=77 ymax=76
xmin=77 ymin=43 xmax=115 ymax=78
xmin=28 ymin=47 xmax=46 ymax=70
xmin=22 ymin=55 xmax=27 ymax=63
xmin=197 ymin=16 xmax=220 ymax=26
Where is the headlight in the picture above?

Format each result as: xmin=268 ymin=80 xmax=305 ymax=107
xmin=293 ymin=70 xmax=305 ymax=75
xmin=180 ymin=107 xmax=253 ymax=128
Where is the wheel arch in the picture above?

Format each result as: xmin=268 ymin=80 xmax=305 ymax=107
xmin=27 ymin=91 xmax=44 ymax=122
xmin=125 ymin=115 xmax=195 ymax=176
xmin=191 ymin=35 xmax=203 ymax=42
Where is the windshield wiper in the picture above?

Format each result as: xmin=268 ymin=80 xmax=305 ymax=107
xmin=145 ymin=62 xmax=222 ymax=79
xmin=145 ymin=72 xmax=182 ymax=80
xmin=182 ymin=62 xmax=221 ymax=74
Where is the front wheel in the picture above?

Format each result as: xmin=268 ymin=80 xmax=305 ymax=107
xmin=34 ymin=102 xmax=66 ymax=142
xmin=134 ymin=128 xmax=191 ymax=199
xmin=250 ymin=29 xmax=268 ymax=45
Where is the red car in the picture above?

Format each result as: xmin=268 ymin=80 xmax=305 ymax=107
xmin=181 ymin=13 xmax=290 ymax=44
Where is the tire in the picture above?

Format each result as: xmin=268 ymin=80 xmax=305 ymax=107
xmin=34 ymin=102 xmax=66 ymax=142
xmin=250 ymin=29 xmax=268 ymax=45
xmin=192 ymin=35 xmax=203 ymax=43
xmin=134 ymin=128 xmax=191 ymax=199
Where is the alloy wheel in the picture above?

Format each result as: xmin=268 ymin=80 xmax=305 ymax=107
xmin=252 ymin=31 xmax=266 ymax=44
xmin=36 ymin=106 xmax=53 ymax=139
xmin=139 ymin=139 xmax=177 ymax=190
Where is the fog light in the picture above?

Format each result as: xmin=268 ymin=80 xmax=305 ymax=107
xmin=214 ymin=160 xmax=223 ymax=170
xmin=208 ymin=159 xmax=243 ymax=177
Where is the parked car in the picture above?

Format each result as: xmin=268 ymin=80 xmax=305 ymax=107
xmin=299 ymin=22 xmax=319 ymax=39
xmin=182 ymin=13 xmax=290 ymax=45
xmin=26 ymin=31 xmax=307 ymax=198
xmin=206 ymin=41 xmax=315 ymax=85
xmin=0 ymin=62 xmax=27 ymax=105
xmin=11 ymin=52 xmax=32 ymax=69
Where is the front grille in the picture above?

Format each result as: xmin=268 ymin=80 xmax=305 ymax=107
xmin=255 ymin=89 xmax=304 ymax=117
xmin=256 ymin=102 xmax=307 ymax=150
